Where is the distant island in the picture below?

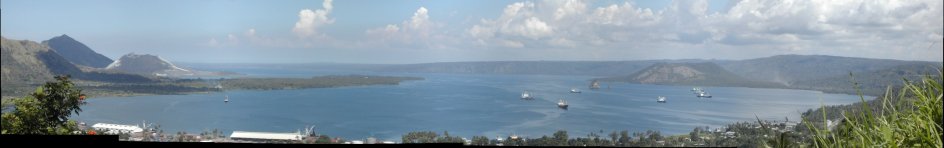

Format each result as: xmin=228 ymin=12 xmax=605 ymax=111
xmin=72 ymin=75 xmax=423 ymax=97
xmin=105 ymin=53 xmax=245 ymax=77
xmin=1 ymin=36 xmax=422 ymax=100
xmin=211 ymin=75 xmax=423 ymax=90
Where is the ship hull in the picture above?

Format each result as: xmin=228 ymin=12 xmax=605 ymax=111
xmin=558 ymin=105 xmax=568 ymax=109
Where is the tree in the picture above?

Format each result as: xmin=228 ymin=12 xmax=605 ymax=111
xmin=618 ymin=130 xmax=631 ymax=146
xmin=471 ymin=136 xmax=490 ymax=146
xmin=435 ymin=130 xmax=463 ymax=143
xmin=552 ymin=130 xmax=568 ymax=146
xmin=402 ymin=131 xmax=438 ymax=143
xmin=690 ymin=127 xmax=702 ymax=141
xmin=609 ymin=131 xmax=619 ymax=145
xmin=2 ymin=75 xmax=85 ymax=135
xmin=314 ymin=135 xmax=332 ymax=144
xmin=650 ymin=130 xmax=664 ymax=142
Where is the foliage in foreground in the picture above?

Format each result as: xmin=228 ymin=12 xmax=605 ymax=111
xmin=2 ymin=75 xmax=86 ymax=135
xmin=805 ymin=70 xmax=943 ymax=147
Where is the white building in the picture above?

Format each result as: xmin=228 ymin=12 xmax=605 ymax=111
xmin=723 ymin=131 xmax=737 ymax=138
xmin=230 ymin=131 xmax=303 ymax=142
xmin=91 ymin=123 xmax=143 ymax=135
xmin=366 ymin=137 xmax=378 ymax=144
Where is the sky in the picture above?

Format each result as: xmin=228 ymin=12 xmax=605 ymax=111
xmin=2 ymin=0 xmax=942 ymax=64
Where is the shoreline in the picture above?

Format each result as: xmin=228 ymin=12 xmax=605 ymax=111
xmin=3 ymin=75 xmax=424 ymax=106
xmin=599 ymin=81 xmax=880 ymax=97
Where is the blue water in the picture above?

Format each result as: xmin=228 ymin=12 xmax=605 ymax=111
xmin=72 ymin=68 xmax=867 ymax=141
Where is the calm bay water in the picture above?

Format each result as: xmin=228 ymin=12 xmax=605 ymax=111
xmin=72 ymin=67 xmax=867 ymax=141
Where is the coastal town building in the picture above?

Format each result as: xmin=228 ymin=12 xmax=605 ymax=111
xmin=91 ymin=123 xmax=143 ymax=135
xmin=230 ymin=131 xmax=303 ymax=143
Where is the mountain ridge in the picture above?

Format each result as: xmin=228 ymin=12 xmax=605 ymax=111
xmin=3 ymin=36 xmax=155 ymax=97
xmin=105 ymin=53 xmax=193 ymax=76
xmin=716 ymin=54 xmax=933 ymax=85
xmin=42 ymin=34 xmax=114 ymax=68
xmin=2 ymin=36 xmax=81 ymax=83
xmin=596 ymin=62 xmax=785 ymax=88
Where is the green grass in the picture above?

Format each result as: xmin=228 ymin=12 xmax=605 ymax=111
xmin=805 ymin=70 xmax=943 ymax=147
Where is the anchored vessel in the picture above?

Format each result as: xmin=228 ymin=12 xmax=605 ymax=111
xmin=697 ymin=92 xmax=712 ymax=98
xmin=691 ymin=87 xmax=703 ymax=93
xmin=692 ymin=87 xmax=713 ymax=98
xmin=521 ymin=91 xmax=534 ymax=100
xmin=558 ymin=99 xmax=569 ymax=109
xmin=589 ymin=80 xmax=601 ymax=89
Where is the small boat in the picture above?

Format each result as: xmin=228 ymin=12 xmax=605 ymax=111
xmin=697 ymin=92 xmax=712 ymax=98
xmin=692 ymin=87 xmax=704 ymax=94
xmin=570 ymin=88 xmax=581 ymax=93
xmin=557 ymin=99 xmax=569 ymax=109
xmin=657 ymin=96 xmax=667 ymax=103
xmin=589 ymin=80 xmax=601 ymax=89
xmin=224 ymin=95 xmax=229 ymax=103
xmin=521 ymin=91 xmax=534 ymax=100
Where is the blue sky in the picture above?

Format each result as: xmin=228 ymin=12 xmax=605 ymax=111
xmin=2 ymin=0 xmax=941 ymax=64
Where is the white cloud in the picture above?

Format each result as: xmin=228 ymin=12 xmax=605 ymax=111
xmin=468 ymin=24 xmax=495 ymax=39
xmin=364 ymin=7 xmax=455 ymax=49
xmin=468 ymin=1 xmax=668 ymax=49
xmin=553 ymin=0 xmax=587 ymax=21
xmin=227 ymin=34 xmax=238 ymax=44
xmin=462 ymin=0 xmax=941 ymax=61
xmin=243 ymin=28 xmax=270 ymax=46
xmin=929 ymin=33 xmax=943 ymax=42
xmin=508 ymin=17 xmax=553 ymax=39
xmin=207 ymin=0 xmax=942 ymax=62
xmin=207 ymin=38 xmax=220 ymax=47
xmin=589 ymin=2 xmax=660 ymax=26
xmin=205 ymin=34 xmax=240 ymax=48
xmin=365 ymin=24 xmax=400 ymax=39
xmin=409 ymin=7 xmax=431 ymax=30
xmin=245 ymin=28 xmax=256 ymax=37
xmin=467 ymin=1 xmax=555 ymax=48
xmin=498 ymin=39 xmax=525 ymax=48
xmin=548 ymin=37 xmax=576 ymax=48
xmin=707 ymin=0 xmax=942 ymax=51
xmin=292 ymin=0 xmax=335 ymax=38
xmin=322 ymin=0 xmax=333 ymax=12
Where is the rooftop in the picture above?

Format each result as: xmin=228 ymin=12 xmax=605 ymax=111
xmin=91 ymin=123 xmax=143 ymax=133
xmin=230 ymin=131 xmax=303 ymax=141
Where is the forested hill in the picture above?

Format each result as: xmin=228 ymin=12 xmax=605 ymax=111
xmin=42 ymin=34 xmax=114 ymax=68
xmin=717 ymin=54 xmax=935 ymax=85
xmin=375 ymin=60 xmax=715 ymax=76
xmin=595 ymin=62 xmax=785 ymax=88
xmin=789 ymin=63 xmax=943 ymax=96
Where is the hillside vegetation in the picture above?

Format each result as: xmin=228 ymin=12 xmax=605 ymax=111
xmin=597 ymin=62 xmax=785 ymax=88
xmin=802 ymin=70 xmax=942 ymax=147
